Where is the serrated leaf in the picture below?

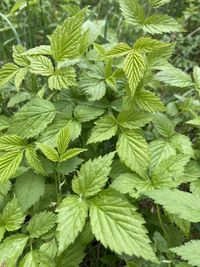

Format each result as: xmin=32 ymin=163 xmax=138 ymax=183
xmin=155 ymin=64 xmax=193 ymax=87
xmin=9 ymin=98 xmax=56 ymax=138
xmin=117 ymin=110 xmax=151 ymax=129
xmin=80 ymin=76 xmax=106 ymax=101
xmin=133 ymin=89 xmax=165 ymax=112
xmin=1 ymin=198 xmax=25 ymax=231
xmin=7 ymin=91 xmax=31 ymax=108
xmin=56 ymin=195 xmax=88 ymax=253
xmin=0 ymin=234 xmax=28 ymax=267
xmin=124 ymin=51 xmax=147 ymax=96
xmin=19 ymin=250 xmax=54 ymax=267
xmin=13 ymin=45 xmax=29 ymax=67
xmin=59 ymin=157 xmax=83 ymax=176
xmin=117 ymin=129 xmax=150 ymax=176
xmin=104 ymin=43 xmax=131 ymax=58
xmin=148 ymin=0 xmax=171 ymax=8
xmin=74 ymin=105 xmax=104 ymax=123
xmin=170 ymin=134 xmax=194 ymax=157
xmin=0 ymin=150 xmax=23 ymax=182
xmin=23 ymin=45 xmax=51 ymax=56
xmin=0 ymin=181 xmax=11 ymax=203
xmin=29 ymin=55 xmax=54 ymax=76
xmin=147 ymin=188 xmax=200 ymax=222
xmin=59 ymin=148 xmax=86 ymax=162
xmin=56 ymin=126 xmax=70 ymax=155
xmin=193 ymin=66 xmax=200 ymax=89
xmin=40 ymin=238 xmax=57 ymax=259
xmin=25 ymin=145 xmax=46 ymax=175
xmin=0 ymin=63 xmax=19 ymax=87
xmin=48 ymin=67 xmax=76 ymax=90
xmin=134 ymin=37 xmax=170 ymax=53
xmin=0 ymin=135 xmax=26 ymax=151
xmin=152 ymin=113 xmax=174 ymax=137
xmin=27 ymin=211 xmax=56 ymax=238
xmin=15 ymin=67 xmax=28 ymax=91
xmin=87 ymin=114 xmax=118 ymax=144
xmin=72 ymin=153 xmax=114 ymax=198
xmin=15 ymin=170 xmax=45 ymax=210
xmin=37 ymin=143 xmax=59 ymax=162
xmin=143 ymin=14 xmax=184 ymax=34
xmin=171 ymin=240 xmax=200 ymax=267
xmin=49 ymin=9 xmax=86 ymax=61
xmin=90 ymin=192 xmax=156 ymax=261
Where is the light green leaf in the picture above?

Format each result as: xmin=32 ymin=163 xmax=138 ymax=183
xmin=59 ymin=148 xmax=86 ymax=162
xmin=148 ymin=0 xmax=171 ymax=8
xmin=143 ymin=14 xmax=184 ymax=34
xmin=0 ymin=150 xmax=23 ymax=182
xmin=27 ymin=211 xmax=56 ymax=238
xmin=80 ymin=76 xmax=106 ymax=101
xmin=56 ymin=195 xmax=88 ymax=253
xmin=147 ymin=188 xmax=200 ymax=222
xmin=155 ymin=64 xmax=193 ymax=87
xmin=15 ymin=170 xmax=45 ymax=211
xmin=87 ymin=114 xmax=118 ymax=144
xmin=193 ymin=66 xmax=200 ymax=89
xmin=13 ymin=45 xmax=29 ymax=67
xmin=19 ymin=250 xmax=54 ymax=267
xmin=90 ymin=192 xmax=156 ymax=261
xmin=15 ymin=67 xmax=28 ymax=91
xmin=48 ymin=67 xmax=76 ymax=90
xmin=171 ymin=240 xmax=200 ymax=267
xmin=117 ymin=110 xmax=151 ymax=129
xmin=37 ymin=143 xmax=59 ymax=162
xmin=23 ymin=45 xmax=51 ymax=56
xmin=170 ymin=134 xmax=194 ymax=157
xmin=124 ymin=51 xmax=147 ymax=96
xmin=152 ymin=113 xmax=174 ymax=137
xmin=72 ymin=153 xmax=115 ymax=198
xmin=74 ymin=105 xmax=104 ymax=123
xmin=190 ymin=180 xmax=200 ymax=199
xmin=0 ymin=135 xmax=26 ymax=151
xmin=25 ymin=145 xmax=46 ymax=175
xmin=49 ymin=9 xmax=86 ymax=61
xmin=9 ymin=98 xmax=56 ymax=138
xmin=1 ymin=198 xmax=25 ymax=231
xmin=56 ymin=126 xmax=70 ymax=155
xmin=29 ymin=55 xmax=54 ymax=76
xmin=0 ymin=234 xmax=28 ymax=267
xmin=104 ymin=43 xmax=131 ymax=58
xmin=7 ymin=91 xmax=31 ymax=108
xmin=40 ymin=238 xmax=57 ymax=259
xmin=0 ymin=181 xmax=11 ymax=203
xmin=117 ymin=129 xmax=150 ymax=176
xmin=0 ymin=63 xmax=19 ymax=87
xmin=134 ymin=37 xmax=170 ymax=53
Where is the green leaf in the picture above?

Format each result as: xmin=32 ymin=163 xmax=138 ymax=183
xmin=87 ymin=115 xmax=118 ymax=144
xmin=13 ymin=45 xmax=29 ymax=67
xmin=74 ymin=105 xmax=104 ymax=123
xmin=152 ymin=113 xmax=174 ymax=137
xmin=9 ymin=98 xmax=56 ymax=138
xmin=148 ymin=0 xmax=171 ymax=8
xmin=49 ymin=9 xmax=86 ymax=61
xmin=0 ymin=63 xmax=19 ymax=87
xmin=124 ymin=51 xmax=147 ymax=96
xmin=59 ymin=157 xmax=83 ymax=176
xmin=133 ymin=89 xmax=165 ymax=112
xmin=27 ymin=211 xmax=56 ymax=238
xmin=0 ymin=234 xmax=28 ymax=267
xmin=80 ymin=76 xmax=106 ymax=101
xmin=193 ymin=66 xmax=200 ymax=89
xmin=59 ymin=148 xmax=86 ymax=162
xmin=72 ymin=153 xmax=115 ymax=198
xmin=56 ymin=126 xmax=70 ymax=155
xmin=19 ymin=250 xmax=54 ymax=267
xmin=29 ymin=55 xmax=54 ymax=76
xmin=134 ymin=37 xmax=170 ymax=53
xmin=190 ymin=180 xmax=200 ymax=198
xmin=0 ymin=135 xmax=26 ymax=151
xmin=0 ymin=150 xmax=23 ymax=182
xmin=149 ymin=139 xmax=176 ymax=170
xmin=117 ymin=110 xmax=151 ymax=129
xmin=15 ymin=170 xmax=45 ymax=211
xmin=170 ymin=134 xmax=194 ymax=157
xmin=40 ymin=238 xmax=57 ymax=259
xmin=104 ymin=43 xmax=131 ymax=58
xmin=48 ymin=67 xmax=76 ymax=90
xmin=1 ymin=198 xmax=25 ymax=231
xmin=155 ymin=64 xmax=193 ymax=88
xmin=25 ymin=145 xmax=46 ymax=175
xmin=143 ymin=14 xmax=184 ymax=34
xmin=7 ymin=91 xmax=31 ymax=108
xmin=56 ymin=195 xmax=88 ymax=253
xmin=147 ymin=189 xmax=200 ymax=222
xmin=90 ymin=191 xmax=156 ymax=261
xmin=37 ymin=143 xmax=59 ymax=162
xmin=23 ymin=45 xmax=51 ymax=56
xmin=0 ymin=181 xmax=11 ymax=203
xmin=171 ymin=240 xmax=200 ymax=267
xmin=117 ymin=129 xmax=150 ymax=176
xmin=119 ymin=0 xmax=144 ymax=27
xmin=15 ymin=67 xmax=28 ymax=91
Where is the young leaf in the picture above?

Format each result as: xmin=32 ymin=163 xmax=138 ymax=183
xmin=56 ymin=126 xmax=70 ymax=155
xmin=0 ymin=234 xmax=28 ymax=267
xmin=40 ymin=238 xmax=57 ymax=259
xmin=147 ymin=189 xmax=200 ymax=222
xmin=9 ymin=98 xmax=56 ymax=138
xmin=0 ymin=150 xmax=23 ymax=182
xmin=152 ymin=113 xmax=174 ymax=137
xmin=74 ymin=105 xmax=104 ymax=123
xmin=148 ymin=0 xmax=171 ymax=8
xmin=1 ymin=198 xmax=25 ymax=231
xmin=13 ymin=45 xmax=29 ymax=67
xmin=87 ymin=114 xmax=118 ymax=144
xmin=134 ymin=37 xmax=170 ymax=53
xmin=19 ymin=250 xmax=54 ymax=267
xmin=171 ymin=240 xmax=200 ymax=267
xmin=0 ymin=135 xmax=26 ymax=151
xmin=90 ymin=191 xmax=156 ymax=261
xmin=193 ymin=66 xmax=200 ymax=89
xmin=56 ymin=195 xmax=88 ymax=253
xmin=48 ymin=67 xmax=76 ymax=90
xmin=15 ymin=67 xmax=28 ymax=91
xmin=25 ymin=145 xmax=46 ymax=175
xmin=104 ymin=43 xmax=131 ymax=58
xmin=72 ymin=153 xmax=115 ymax=198
xmin=124 ymin=51 xmax=147 ymax=96
xmin=117 ymin=129 xmax=150 ymax=176
xmin=27 ymin=211 xmax=57 ymax=238
xmin=59 ymin=148 xmax=86 ymax=162
xmin=29 ymin=55 xmax=54 ymax=76
xmin=37 ymin=143 xmax=59 ymax=162
xmin=0 ymin=63 xmax=19 ymax=87
xmin=80 ymin=76 xmax=106 ymax=101
xmin=15 ymin=170 xmax=45 ymax=211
